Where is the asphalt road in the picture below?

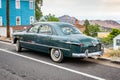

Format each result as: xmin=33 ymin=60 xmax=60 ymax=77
xmin=0 ymin=41 xmax=120 ymax=80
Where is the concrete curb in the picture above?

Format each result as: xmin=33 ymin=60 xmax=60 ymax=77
xmin=0 ymin=39 xmax=11 ymax=43
xmin=98 ymin=57 xmax=120 ymax=64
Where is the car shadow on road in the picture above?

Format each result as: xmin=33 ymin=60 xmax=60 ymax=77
xmin=12 ymin=49 xmax=97 ymax=67
xmin=64 ymin=57 xmax=97 ymax=66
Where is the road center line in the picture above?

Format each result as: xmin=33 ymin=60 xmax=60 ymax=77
xmin=0 ymin=48 xmax=106 ymax=80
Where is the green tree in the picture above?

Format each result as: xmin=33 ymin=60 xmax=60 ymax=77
xmin=109 ymin=28 xmax=120 ymax=38
xmin=101 ymin=28 xmax=120 ymax=45
xmin=88 ymin=24 xmax=100 ymax=37
xmin=100 ymin=37 xmax=112 ymax=45
xmin=35 ymin=0 xmax=43 ymax=21
xmin=84 ymin=19 xmax=90 ymax=27
xmin=84 ymin=20 xmax=90 ymax=35
xmin=44 ymin=13 xmax=59 ymax=22
xmin=83 ymin=20 xmax=100 ymax=37
xmin=108 ymin=28 xmax=120 ymax=42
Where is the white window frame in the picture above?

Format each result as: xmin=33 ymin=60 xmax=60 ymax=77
xmin=0 ymin=0 xmax=1 ymax=8
xmin=29 ymin=1 xmax=34 ymax=9
xmin=30 ymin=16 xmax=34 ymax=24
xmin=16 ymin=0 xmax=20 ymax=9
xmin=16 ymin=16 xmax=21 ymax=25
xmin=116 ymin=39 xmax=120 ymax=46
xmin=0 ymin=16 xmax=2 ymax=26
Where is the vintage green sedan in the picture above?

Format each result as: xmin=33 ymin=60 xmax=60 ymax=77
xmin=12 ymin=22 xmax=104 ymax=62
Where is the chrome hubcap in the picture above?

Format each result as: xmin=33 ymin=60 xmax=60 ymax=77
xmin=54 ymin=50 xmax=60 ymax=58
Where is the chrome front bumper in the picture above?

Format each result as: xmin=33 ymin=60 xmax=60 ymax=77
xmin=72 ymin=51 xmax=103 ymax=58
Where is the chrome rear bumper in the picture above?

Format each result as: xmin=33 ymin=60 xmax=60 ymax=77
xmin=72 ymin=51 xmax=103 ymax=58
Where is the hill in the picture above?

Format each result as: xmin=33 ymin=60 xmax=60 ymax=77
xmin=59 ymin=15 xmax=120 ymax=29
xmin=59 ymin=15 xmax=76 ymax=24
xmin=79 ymin=20 xmax=120 ymax=29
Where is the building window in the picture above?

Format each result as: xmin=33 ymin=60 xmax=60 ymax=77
xmin=116 ymin=39 xmax=120 ymax=46
xmin=30 ymin=16 xmax=34 ymax=24
xmin=16 ymin=0 xmax=20 ymax=9
xmin=29 ymin=1 xmax=34 ymax=9
xmin=0 ymin=16 xmax=2 ymax=26
xmin=0 ymin=0 xmax=1 ymax=8
xmin=16 ymin=16 xmax=21 ymax=25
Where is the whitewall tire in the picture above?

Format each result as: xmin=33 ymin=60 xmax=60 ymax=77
xmin=16 ymin=40 xmax=22 ymax=52
xmin=50 ymin=49 xmax=64 ymax=63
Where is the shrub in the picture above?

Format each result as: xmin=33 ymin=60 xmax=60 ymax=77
xmin=100 ymin=28 xmax=120 ymax=46
xmin=100 ymin=37 xmax=112 ymax=45
xmin=109 ymin=50 xmax=120 ymax=57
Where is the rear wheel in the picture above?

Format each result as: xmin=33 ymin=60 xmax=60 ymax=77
xmin=16 ymin=40 xmax=22 ymax=52
xmin=50 ymin=49 xmax=64 ymax=63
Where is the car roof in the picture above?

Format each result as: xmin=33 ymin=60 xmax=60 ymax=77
xmin=32 ymin=22 xmax=73 ymax=26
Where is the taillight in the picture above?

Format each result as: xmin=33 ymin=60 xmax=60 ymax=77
xmin=80 ymin=44 xmax=83 ymax=47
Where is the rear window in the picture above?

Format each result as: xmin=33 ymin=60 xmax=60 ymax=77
xmin=58 ymin=24 xmax=82 ymax=35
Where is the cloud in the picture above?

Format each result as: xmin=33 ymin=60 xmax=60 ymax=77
xmin=42 ymin=0 xmax=120 ymax=20
xmin=102 ymin=0 xmax=120 ymax=3
xmin=102 ymin=0 xmax=120 ymax=6
xmin=100 ymin=0 xmax=120 ymax=13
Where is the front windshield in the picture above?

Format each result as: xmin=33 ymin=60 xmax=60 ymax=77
xmin=58 ymin=24 xmax=82 ymax=35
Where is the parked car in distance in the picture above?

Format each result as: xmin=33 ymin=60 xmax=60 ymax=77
xmin=12 ymin=22 xmax=104 ymax=62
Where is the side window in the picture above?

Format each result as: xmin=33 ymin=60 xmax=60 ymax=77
xmin=16 ymin=16 xmax=21 ymax=25
xmin=39 ymin=25 xmax=52 ymax=35
xmin=30 ymin=16 xmax=34 ymax=24
xmin=0 ymin=0 xmax=1 ymax=8
xmin=116 ymin=39 xmax=120 ymax=46
xmin=16 ymin=0 xmax=20 ymax=9
xmin=29 ymin=1 xmax=34 ymax=9
xmin=28 ymin=25 xmax=39 ymax=33
xmin=0 ymin=16 xmax=2 ymax=26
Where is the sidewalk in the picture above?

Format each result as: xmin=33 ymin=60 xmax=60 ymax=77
xmin=0 ymin=36 xmax=120 ymax=64
xmin=0 ymin=36 xmax=11 ymax=43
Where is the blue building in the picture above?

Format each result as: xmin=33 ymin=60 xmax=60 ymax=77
xmin=0 ymin=0 xmax=34 ymax=27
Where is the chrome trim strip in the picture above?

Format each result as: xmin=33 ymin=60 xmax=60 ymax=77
xmin=72 ymin=51 xmax=103 ymax=57
xmin=20 ymin=41 xmax=70 ymax=51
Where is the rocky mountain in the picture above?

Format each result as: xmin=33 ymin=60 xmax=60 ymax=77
xmin=79 ymin=20 xmax=120 ymax=29
xmin=59 ymin=15 xmax=120 ymax=29
xmin=59 ymin=15 xmax=77 ymax=24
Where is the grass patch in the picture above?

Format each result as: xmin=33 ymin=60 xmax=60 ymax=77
xmin=109 ymin=49 xmax=120 ymax=57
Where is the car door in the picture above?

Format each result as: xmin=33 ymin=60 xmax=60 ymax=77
xmin=21 ymin=24 xmax=39 ymax=49
xmin=35 ymin=24 xmax=53 ymax=53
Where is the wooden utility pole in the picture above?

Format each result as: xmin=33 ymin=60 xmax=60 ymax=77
xmin=6 ymin=0 xmax=10 ymax=38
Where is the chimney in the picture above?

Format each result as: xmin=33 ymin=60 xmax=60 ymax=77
xmin=75 ymin=19 xmax=79 ymax=25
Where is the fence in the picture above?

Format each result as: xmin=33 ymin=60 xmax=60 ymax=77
xmin=0 ymin=27 xmax=13 ymax=37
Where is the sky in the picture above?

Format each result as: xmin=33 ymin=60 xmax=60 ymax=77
xmin=41 ymin=0 xmax=120 ymax=20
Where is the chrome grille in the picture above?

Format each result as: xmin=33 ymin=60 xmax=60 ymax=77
xmin=88 ymin=44 xmax=101 ymax=53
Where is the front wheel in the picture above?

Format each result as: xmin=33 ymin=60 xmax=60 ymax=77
xmin=16 ymin=40 xmax=22 ymax=52
xmin=50 ymin=49 xmax=64 ymax=63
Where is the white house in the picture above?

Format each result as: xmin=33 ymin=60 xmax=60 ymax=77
xmin=113 ymin=34 xmax=120 ymax=50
